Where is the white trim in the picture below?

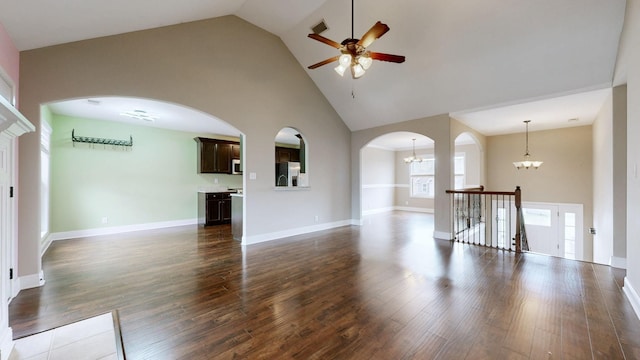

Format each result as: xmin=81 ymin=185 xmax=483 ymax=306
xmin=610 ymin=256 xmax=627 ymax=269
xmin=362 ymin=184 xmax=408 ymax=189
xmin=623 ymin=277 xmax=640 ymax=320
xmin=0 ymin=326 xmax=13 ymax=360
xmin=49 ymin=218 xmax=198 ymax=241
xmin=394 ymin=206 xmax=434 ymax=213
xmin=351 ymin=218 xmax=363 ymax=226
xmin=362 ymin=207 xmax=395 ymax=216
xmin=243 ymin=220 xmax=352 ymax=246
xmin=363 ymin=206 xmax=434 ymax=216
xmin=19 ymin=271 xmax=44 ymax=290
xmin=362 ymin=184 xmax=395 ymax=189
xmin=434 ymin=231 xmax=453 ymax=240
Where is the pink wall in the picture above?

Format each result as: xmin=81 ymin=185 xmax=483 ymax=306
xmin=0 ymin=21 xmax=19 ymax=102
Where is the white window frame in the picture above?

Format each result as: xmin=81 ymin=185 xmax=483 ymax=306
xmin=409 ymin=156 xmax=435 ymax=198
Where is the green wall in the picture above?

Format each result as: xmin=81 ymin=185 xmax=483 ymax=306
xmin=50 ymin=114 xmax=242 ymax=232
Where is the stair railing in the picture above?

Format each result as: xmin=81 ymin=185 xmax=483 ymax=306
xmin=446 ymin=186 xmax=526 ymax=252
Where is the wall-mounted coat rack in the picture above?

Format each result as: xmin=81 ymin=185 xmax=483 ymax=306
xmin=72 ymin=129 xmax=133 ymax=149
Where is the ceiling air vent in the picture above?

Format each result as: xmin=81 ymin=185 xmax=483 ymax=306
xmin=311 ymin=19 xmax=328 ymax=35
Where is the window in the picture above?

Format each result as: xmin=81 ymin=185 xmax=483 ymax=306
xmin=564 ymin=213 xmax=576 ymax=260
xmin=410 ymin=157 xmax=434 ymax=198
xmin=409 ymin=154 xmax=465 ymax=197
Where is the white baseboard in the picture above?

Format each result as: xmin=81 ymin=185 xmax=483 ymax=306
xmin=243 ymin=220 xmax=352 ymax=246
xmin=623 ymin=277 xmax=640 ymax=320
xmin=0 ymin=326 xmax=13 ymax=360
xmin=394 ymin=206 xmax=434 ymax=213
xmin=49 ymin=218 xmax=198 ymax=241
xmin=19 ymin=270 xmax=45 ymax=290
xmin=433 ymin=231 xmax=453 ymax=240
xmin=362 ymin=207 xmax=395 ymax=216
xmin=610 ymin=256 xmax=627 ymax=269
xmin=362 ymin=206 xmax=434 ymax=216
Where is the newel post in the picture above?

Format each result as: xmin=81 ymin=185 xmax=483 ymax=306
xmin=514 ymin=186 xmax=522 ymax=253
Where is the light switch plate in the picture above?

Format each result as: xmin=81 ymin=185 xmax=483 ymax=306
xmin=249 ymin=172 xmax=257 ymax=180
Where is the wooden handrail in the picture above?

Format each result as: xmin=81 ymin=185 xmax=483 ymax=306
xmin=446 ymin=189 xmax=516 ymax=196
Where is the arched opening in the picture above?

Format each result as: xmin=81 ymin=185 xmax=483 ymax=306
xmin=40 ymin=96 xmax=245 ymax=252
xmin=360 ymin=131 xmax=435 ymax=229
xmin=453 ymin=132 xmax=484 ymax=189
xmin=274 ymin=127 xmax=308 ymax=187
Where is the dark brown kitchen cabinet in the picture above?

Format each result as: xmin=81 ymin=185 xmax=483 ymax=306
xmin=195 ymin=137 xmax=238 ymax=174
xmin=231 ymin=144 xmax=240 ymax=160
xmin=275 ymin=146 xmax=300 ymax=163
xmin=198 ymin=192 xmax=232 ymax=226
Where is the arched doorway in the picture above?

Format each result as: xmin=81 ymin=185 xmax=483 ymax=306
xmin=360 ymin=131 xmax=435 ymax=232
xmin=40 ymin=96 xmax=245 ymax=253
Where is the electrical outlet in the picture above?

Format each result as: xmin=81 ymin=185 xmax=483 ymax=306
xmin=405 ymin=201 xmax=409 ymax=205
xmin=214 ymin=178 xmax=219 ymax=184
xmin=314 ymin=215 xmax=319 ymax=222
xmin=101 ymin=217 xmax=108 ymax=224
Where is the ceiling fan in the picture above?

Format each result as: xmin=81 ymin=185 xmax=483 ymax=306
xmin=307 ymin=0 xmax=406 ymax=79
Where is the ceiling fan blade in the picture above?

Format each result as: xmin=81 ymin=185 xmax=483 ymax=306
xmin=308 ymin=56 xmax=340 ymax=69
xmin=369 ymin=52 xmax=406 ymax=63
xmin=308 ymin=33 xmax=342 ymax=49
xmin=357 ymin=21 xmax=390 ymax=48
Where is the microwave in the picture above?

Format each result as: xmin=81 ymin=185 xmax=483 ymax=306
xmin=231 ymin=159 xmax=242 ymax=174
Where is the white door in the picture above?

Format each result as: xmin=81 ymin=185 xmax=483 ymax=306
xmin=522 ymin=204 xmax=560 ymax=256
xmin=522 ymin=202 xmax=583 ymax=260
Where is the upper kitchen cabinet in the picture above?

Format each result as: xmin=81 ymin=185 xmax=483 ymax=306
xmin=195 ymin=137 xmax=238 ymax=174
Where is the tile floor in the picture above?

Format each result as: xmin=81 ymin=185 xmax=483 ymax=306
xmin=9 ymin=313 xmax=119 ymax=360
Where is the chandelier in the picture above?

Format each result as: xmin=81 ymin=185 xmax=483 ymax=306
xmin=404 ymin=138 xmax=423 ymax=163
xmin=513 ymin=120 xmax=543 ymax=170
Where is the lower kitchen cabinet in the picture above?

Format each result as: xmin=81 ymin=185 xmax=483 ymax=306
xmin=198 ymin=192 xmax=232 ymax=226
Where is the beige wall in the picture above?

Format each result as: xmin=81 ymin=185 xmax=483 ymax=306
xmin=18 ymin=16 xmax=352 ymax=279
xmin=617 ymin=0 xmax=640 ymax=316
xmin=486 ymin=125 xmax=593 ymax=260
xmin=361 ymin=146 xmax=395 ymax=213
xmin=593 ymin=90 xmax=615 ymax=264
xmin=593 ymin=85 xmax=628 ymax=266
xmin=612 ymin=85 xmax=628 ymax=263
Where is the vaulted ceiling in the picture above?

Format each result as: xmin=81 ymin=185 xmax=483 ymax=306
xmin=0 ymin=0 xmax=627 ymax=135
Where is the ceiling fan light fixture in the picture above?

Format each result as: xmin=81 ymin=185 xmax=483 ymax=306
xmin=358 ymin=55 xmax=372 ymax=70
xmin=334 ymin=64 xmax=348 ymax=76
xmin=339 ymin=54 xmax=352 ymax=67
xmin=352 ymin=63 xmax=366 ymax=78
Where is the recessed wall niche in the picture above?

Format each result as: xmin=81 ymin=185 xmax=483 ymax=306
xmin=274 ymin=127 xmax=308 ymax=187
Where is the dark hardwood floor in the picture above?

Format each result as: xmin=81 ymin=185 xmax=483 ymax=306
xmin=9 ymin=212 xmax=640 ymax=359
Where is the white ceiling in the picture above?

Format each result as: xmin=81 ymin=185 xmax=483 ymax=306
xmin=0 ymin=0 xmax=627 ymax=148
xmin=47 ymin=97 xmax=241 ymax=137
